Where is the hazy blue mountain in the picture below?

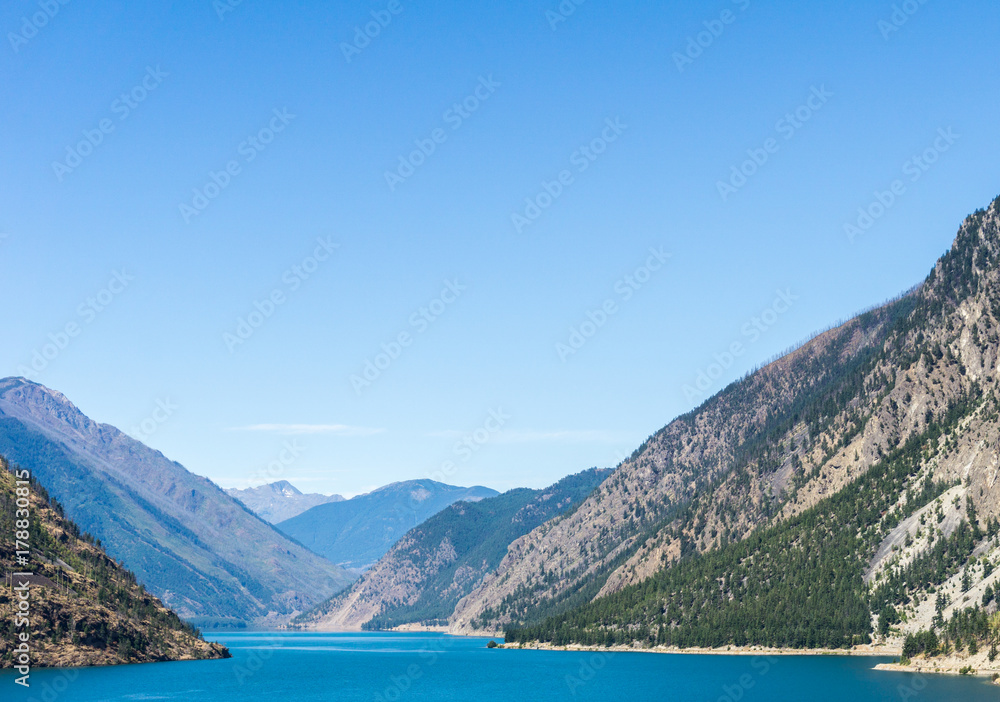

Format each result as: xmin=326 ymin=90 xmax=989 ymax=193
xmin=0 ymin=378 xmax=353 ymax=626
xmin=226 ymin=480 xmax=344 ymax=523
xmin=277 ymin=480 xmax=499 ymax=569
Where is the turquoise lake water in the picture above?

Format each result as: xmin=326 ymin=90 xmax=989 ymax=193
xmin=2 ymin=632 xmax=997 ymax=701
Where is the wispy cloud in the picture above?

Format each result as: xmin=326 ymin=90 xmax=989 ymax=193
xmin=228 ymin=424 xmax=385 ymax=436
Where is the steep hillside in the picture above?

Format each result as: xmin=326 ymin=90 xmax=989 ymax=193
xmin=458 ymin=195 xmax=1000 ymax=642
xmin=226 ymin=480 xmax=344 ymax=524
xmin=295 ymin=468 xmax=609 ymax=631
xmin=0 ymin=379 xmax=353 ymax=626
xmin=277 ymin=480 xmax=498 ymax=570
xmin=0 ymin=457 xmax=229 ymax=668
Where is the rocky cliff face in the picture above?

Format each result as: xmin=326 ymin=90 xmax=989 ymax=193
xmin=0 ymin=379 xmax=353 ymax=625
xmin=0 ymin=459 xmax=229 ymax=668
xmin=452 ymin=195 xmax=1000 ymax=636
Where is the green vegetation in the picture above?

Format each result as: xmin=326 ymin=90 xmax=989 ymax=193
xmin=870 ymin=518 xmax=983 ymax=617
xmin=505 ymin=389 xmax=984 ymax=649
xmin=473 ymin=296 xmax=918 ymax=633
xmin=0 ymin=386 xmax=353 ymax=625
xmin=367 ymin=474 xmax=607 ymax=629
xmin=902 ymin=606 xmax=1000 ymax=666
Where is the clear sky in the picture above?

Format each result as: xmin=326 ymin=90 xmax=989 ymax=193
xmin=2 ymin=0 xmax=998 ymax=496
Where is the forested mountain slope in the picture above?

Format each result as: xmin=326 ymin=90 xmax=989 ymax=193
xmin=0 ymin=458 xmax=229 ymax=668
xmin=457 ymin=195 xmax=1000 ymax=643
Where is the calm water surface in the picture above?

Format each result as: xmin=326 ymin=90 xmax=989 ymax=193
xmin=2 ymin=632 xmax=996 ymax=701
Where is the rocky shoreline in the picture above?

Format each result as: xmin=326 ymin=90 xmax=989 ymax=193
xmin=496 ymin=640 xmax=1000 ymax=682
xmin=873 ymin=653 xmax=1000 ymax=680
xmin=16 ymin=639 xmax=231 ymax=669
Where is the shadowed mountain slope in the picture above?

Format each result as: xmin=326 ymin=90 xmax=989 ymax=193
xmin=0 ymin=379 xmax=352 ymax=625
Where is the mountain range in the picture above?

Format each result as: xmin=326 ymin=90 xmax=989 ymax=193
xmin=226 ymin=480 xmax=344 ymax=524
xmin=294 ymin=467 xmax=610 ymax=630
xmin=6 ymin=194 xmax=1000 ymax=661
xmin=282 ymin=194 xmax=1000 ymax=658
xmin=277 ymin=480 xmax=499 ymax=570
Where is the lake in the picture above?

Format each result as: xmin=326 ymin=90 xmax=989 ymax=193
xmin=2 ymin=632 xmax=997 ymax=701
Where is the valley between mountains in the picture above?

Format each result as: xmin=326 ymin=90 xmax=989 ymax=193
xmin=7 ymin=195 xmax=1000 ymax=680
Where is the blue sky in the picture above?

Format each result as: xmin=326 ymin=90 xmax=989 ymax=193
xmin=1 ymin=0 xmax=998 ymax=496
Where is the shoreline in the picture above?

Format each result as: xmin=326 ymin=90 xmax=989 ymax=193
xmin=389 ymin=623 xmax=451 ymax=633
xmin=496 ymin=641 xmax=895 ymax=657
xmin=264 ymin=628 xmax=1000 ymax=682
xmin=498 ymin=641 xmax=1000 ymax=681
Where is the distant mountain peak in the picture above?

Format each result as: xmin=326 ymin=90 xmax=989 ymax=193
xmin=1 ymin=376 xmax=76 ymax=407
xmin=365 ymin=478 xmax=494 ymax=498
xmin=277 ymin=480 xmax=500 ymax=570
xmin=293 ymin=467 xmax=611 ymax=631
xmin=226 ymin=481 xmax=344 ymax=524
xmin=269 ymin=480 xmax=303 ymax=496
